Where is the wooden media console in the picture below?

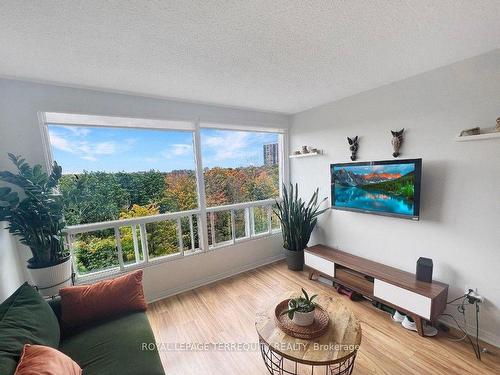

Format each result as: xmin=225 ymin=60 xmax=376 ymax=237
xmin=304 ymin=244 xmax=449 ymax=337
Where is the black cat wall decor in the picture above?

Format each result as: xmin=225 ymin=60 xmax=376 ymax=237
xmin=347 ymin=136 xmax=359 ymax=161
xmin=391 ymin=129 xmax=404 ymax=157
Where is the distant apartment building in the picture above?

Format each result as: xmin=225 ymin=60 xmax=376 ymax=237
xmin=263 ymin=143 xmax=279 ymax=166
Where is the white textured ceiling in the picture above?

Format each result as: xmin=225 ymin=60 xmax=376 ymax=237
xmin=1 ymin=1 xmax=500 ymax=114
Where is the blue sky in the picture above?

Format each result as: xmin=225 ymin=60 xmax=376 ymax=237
xmin=48 ymin=125 xmax=279 ymax=174
xmin=333 ymin=163 xmax=414 ymax=176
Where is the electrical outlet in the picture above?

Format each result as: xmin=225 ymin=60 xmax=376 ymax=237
xmin=464 ymin=286 xmax=476 ymax=295
xmin=464 ymin=287 xmax=485 ymax=303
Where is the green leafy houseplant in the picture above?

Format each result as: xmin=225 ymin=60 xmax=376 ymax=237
xmin=0 ymin=153 xmax=68 ymax=268
xmin=274 ymin=183 xmax=327 ymax=270
xmin=281 ymin=288 xmax=318 ymax=319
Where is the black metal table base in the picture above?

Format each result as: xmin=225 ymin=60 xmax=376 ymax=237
xmin=259 ymin=339 xmax=356 ymax=375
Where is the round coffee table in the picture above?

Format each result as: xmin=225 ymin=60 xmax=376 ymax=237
xmin=255 ymin=292 xmax=362 ymax=375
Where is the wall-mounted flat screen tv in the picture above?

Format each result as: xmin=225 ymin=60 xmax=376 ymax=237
xmin=330 ymin=158 xmax=421 ymax=220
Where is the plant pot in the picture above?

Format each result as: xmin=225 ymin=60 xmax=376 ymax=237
xmin=27 ymin=257 xmax=72 ymax=297
xmin=291 ymin=309 xmax=315 ymax=326
xmin=284 ymin=248 xmax=304 ymax=271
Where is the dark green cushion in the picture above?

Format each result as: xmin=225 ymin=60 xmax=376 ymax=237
xmin=59 ymin=312 xmax=164 ymax=375
xmin=0 ymin=282 xmax=60 ymax=375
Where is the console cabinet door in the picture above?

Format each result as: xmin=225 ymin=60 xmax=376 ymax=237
xmin=304 ymin=252 xmax=335 ymax=278
xmin=374 ymin=279 xmax=431 ymax=319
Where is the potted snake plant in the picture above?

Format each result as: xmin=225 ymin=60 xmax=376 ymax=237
xmin=274 ymin=184 xmax=327 ymax=271
xmin=0 ymin=153 xmax=70 ymax=296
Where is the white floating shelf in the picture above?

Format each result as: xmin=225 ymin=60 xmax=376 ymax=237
xmin=455 ymin=131 xmax=500 ymax=142
xmin=289 ymin=151 xmax=322 ymax=158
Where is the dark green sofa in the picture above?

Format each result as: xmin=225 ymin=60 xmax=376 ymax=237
xmin=0 ymin=283 xmax=165 ymax=375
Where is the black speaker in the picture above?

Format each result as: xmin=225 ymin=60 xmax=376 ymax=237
xmin=416 ymin=257 xmax=433 ymax=283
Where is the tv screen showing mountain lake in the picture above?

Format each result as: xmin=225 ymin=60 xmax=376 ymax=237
xmin=331 ymin=163 xmax=416 ymax=216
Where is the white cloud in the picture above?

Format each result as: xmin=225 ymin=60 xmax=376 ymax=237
xmin=202 ymin=131 xmax=252 ymax=162
xmin=49 ymin=132 xmax=73 ymax=152
xmin=61 ymin=126 xmax=91 ymax=137
xmin=81 ymin=155 xmax=98 ymax=161
xmin=161 ymin=143 xmax=193 ymax=159
xmin=86 ymin=141 xmax=116 ymax=155
xmin=48 ymin=130 xmax=125 ymax=162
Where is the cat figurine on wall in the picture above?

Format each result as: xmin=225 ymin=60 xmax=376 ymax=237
xmin=391 ymin=129 xmax=404 ymax=158
xmin=347 ymin=136 xmax=359 ymax=161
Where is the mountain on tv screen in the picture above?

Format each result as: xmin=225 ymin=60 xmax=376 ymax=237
xmin=330 ymin=159 xmax=421 ymax=220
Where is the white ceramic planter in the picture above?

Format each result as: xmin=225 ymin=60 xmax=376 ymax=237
xmin=28 ymin=257 xmax=72 ymax=297
xmin=288 ymin=300 xmax=316 ymax=326
xmin=292 ymin=309 xmax=315 ymax=326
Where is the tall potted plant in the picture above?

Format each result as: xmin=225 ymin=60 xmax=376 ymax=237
xmin=274 ymin=184 xmax=327 ymax=270
xmin=0 ymin=153 xmax=71 ymax=296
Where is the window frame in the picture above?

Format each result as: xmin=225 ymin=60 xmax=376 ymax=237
xmin=39 ymin=112 xmax=288 ymax=282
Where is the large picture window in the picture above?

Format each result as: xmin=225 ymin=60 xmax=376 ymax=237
xmin=47 ymin=124 xmax=199 ymax=274
xmin=42 ymin=113 xmax=285 ymax=280
xmin=48 ymin=124 xmax=198 ymax=224
xmin=200 ymin=128 xmax=281 ymax=246
xmin=201 ymin=128 xmax=280 ymax=206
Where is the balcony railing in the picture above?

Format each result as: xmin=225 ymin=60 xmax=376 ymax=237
xmin=64 ymin=199 xmax=281 ymax=281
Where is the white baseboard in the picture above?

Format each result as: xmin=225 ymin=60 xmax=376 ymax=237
xmin=147 ymin=253 xmax=286 ymax=303
xmin=439 ymin=315 xmax=500 ymax=348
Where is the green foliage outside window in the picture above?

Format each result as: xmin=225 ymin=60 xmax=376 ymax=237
xmin=62 ymin=165 xmax=278 ymax=273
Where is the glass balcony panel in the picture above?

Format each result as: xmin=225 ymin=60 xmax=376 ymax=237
xmin=119 ymin=225 xmax=144 ymax=267
xmin=146 ymin=220 xmax=180 ymax=260
xmin=216 ymin=211 xmax=233 ymax=244
xmin=234 ymin=209 xmax=247 ymax=239
xmin=271 ymin=204 xmax=281 ymax=231
xmin=253 ymin=206 xmax=269 ymax=235
xmin=72 ymin=229 xmax=119 ymax=275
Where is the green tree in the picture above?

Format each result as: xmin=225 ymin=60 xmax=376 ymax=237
xmin=61 ymin=164 xmax=280 ymax=270
xmin=120 ymin=203 xmax=179 ymax=258
xmin=116 ymin=171 xmax=165 ymax=206
xmin=74 ymin=235 xmax=117 ymax=274
xmin=161 ymin=171 xmax=198 ymax=212
xmin=59 ymin=172 xmax=129 ymax=225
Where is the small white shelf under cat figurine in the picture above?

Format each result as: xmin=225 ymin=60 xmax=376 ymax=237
xmin=289 ymin=151 xmax=322 ymax=158
xmin=455 ymin=130 xmax=500 ymax=142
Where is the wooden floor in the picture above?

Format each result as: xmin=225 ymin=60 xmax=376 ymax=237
xmin=148 ymin=260 xmax=500 ymax=375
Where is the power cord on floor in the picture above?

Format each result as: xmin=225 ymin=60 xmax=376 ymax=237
xmin=440 ymin=291 xmax=482 ymax=360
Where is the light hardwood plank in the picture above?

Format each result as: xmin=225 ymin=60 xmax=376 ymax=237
xmin=148 ymin=260 xmax=500 ymax=374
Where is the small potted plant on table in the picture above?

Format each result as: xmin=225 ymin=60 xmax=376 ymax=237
xmin=281 ymin=289 xmax=318 ymax=326
xmin=274 ymin=184 xmax=327 ymax=270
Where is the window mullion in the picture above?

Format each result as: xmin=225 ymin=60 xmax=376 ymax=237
xmin=279 ymin=131 xmax=289 ymax=197
xmin=193 ymin=121 xmax=210 ymax=252
xmin=176 ymin=218 xmax=184 ymax=256
xmin=131 ymin=224 xmax=141 ymax=263
xmin=230 ymin=210 xmax=236 ymax=244
xmin=114 ymin=227 xmax=125 ymax=271
xmin=189 ymin=215 xmax=195 ymax=252
xmin=139 ymin=224 xmax=149 ymax=264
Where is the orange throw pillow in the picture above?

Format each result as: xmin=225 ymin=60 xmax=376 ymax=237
xmin=60 ymin=270 xmax=147 ymax=329
xmin=14 ymin=344 xmax=81 ymax=375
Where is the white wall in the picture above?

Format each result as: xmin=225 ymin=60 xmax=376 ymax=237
xmin=144 ymin=235 xmax=284 ymax=302
xmin=290 ymin=49 xmax=500 ymax=346
xmin=0 ymin=222 xmax=25 ymax=302
xmin=0 ymin=78 xmax=289 ymax=302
